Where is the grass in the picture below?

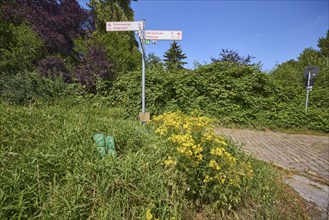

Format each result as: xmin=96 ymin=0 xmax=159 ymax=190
xmin=0 ymin=96 xmax=318 ymax=219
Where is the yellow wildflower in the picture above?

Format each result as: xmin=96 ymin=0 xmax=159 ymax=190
xmin=203 ymin=175 xmax=213 ymax=183
xmin=196 ymin=154 xmax=203 ymax=161
xmin=169 ymin=134 xmax=194 ymax=146
xmin=163 ymin=158 xmax=177 ymax=168
xmin=210 ymin=147 xmax=224 ymax=156
xmin=209 ymin=159 xmax=221 ymax=170
xmin=145 ymin=209 xmax=153 ymax=220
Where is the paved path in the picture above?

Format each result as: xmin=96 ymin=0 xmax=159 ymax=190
xmin=215 ymin=128 xmax=329 ymax=183
xmin=215 ymin=128 xmax=329 ymax=218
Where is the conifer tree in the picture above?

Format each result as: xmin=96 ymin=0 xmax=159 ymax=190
xmin=163 ymin=41 xmax=187 ymax=70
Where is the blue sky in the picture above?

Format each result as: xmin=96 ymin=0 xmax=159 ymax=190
xmin=78 ymin=0 xmax=328 ymax=71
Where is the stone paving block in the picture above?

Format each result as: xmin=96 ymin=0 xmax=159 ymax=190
xmin=284 ymin=175 xmax=329 ymax=220
xmin=216 ymin=128 xmax=329 ymax=180
xmin=216 ymin=127 xmax=329 ymax=217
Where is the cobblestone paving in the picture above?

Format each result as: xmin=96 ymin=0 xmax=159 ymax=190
xmin=215 ymin=128 xmax=329 ymax=218
xmin=215 ymin=128 xmax=329 ymax=183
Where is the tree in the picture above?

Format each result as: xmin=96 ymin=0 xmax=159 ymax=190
xmin=83 ymin=0 xmax=140 ymax=75
xmin=211 ymin=49 xmax=255 ymax=65
xmin=1 ymin=0 xmax=91 ymax=56
xmin=163 ymin=41 xmax=187 ymax=70
xmin=146 ymin=53 xmax=163 ymax=68
xmin=90 ymin=0 xmax=136 ymax=30
xmin=271 ymin=34 xmax=329 ymax=109
xmin=0 ymin=23 xmax=43 ymax=74
xmin=317 ymin=30 xmax=329 ymax=57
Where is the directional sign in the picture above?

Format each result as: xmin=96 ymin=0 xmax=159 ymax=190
xmin=304 ymin=66 xmax=319 ymax=79
xmin=303 ymin=66 xmax=319 ymax=113
xmin=144 ymin=30 xmax=182 ymax=40
xmin=106 ymin=21 xmax=144 ymax=32
xmin=105 ymin=19 xmax=184 ymax=122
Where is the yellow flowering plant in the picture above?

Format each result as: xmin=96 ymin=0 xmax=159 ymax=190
xmin=151 ymin=111 xmax=254 ymax=209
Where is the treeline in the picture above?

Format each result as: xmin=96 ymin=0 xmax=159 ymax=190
xmin=0 ymin=1 xmax=328 ymax=132
xmin=0 ymin=0 xmax=140 ymax=98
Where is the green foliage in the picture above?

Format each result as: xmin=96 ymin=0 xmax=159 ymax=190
xmin=318 ymin=30 xmax=329 ymax=57
xmin=211 ymin=48 xmax=256 ymax=66
xmin=108 ymin=67 xmax=142 ymax=115
xmin=152 ymin=112 xmax=254 ymax=211
xmin=109 ymin=30 xmax=329 ymax=133
xmin=0 ymin=71 xmax=67 ymax=105
xmin=0 ymin=23 xmax=43 ymax=74
xmin=146 ymin=52 xmax=163 ymax=68
xmin=82 ymin=0 xmax=140 ymax=75
xmin=96 ymin=32 xmax=140 ymax=74
xmin=271 ymin=59 xmax=303 ymax=84
xmin=110 ymin=62 xmax=328 ymax=132
xmin=271 ymin=33 xmax=329 ymax=122
xmin=0 ymin=98 xmax=186 ymax=219
xmin=90 ymin=0 xmax=135 ymax=30
xmin=163 ymin=41 xmax=187 ymax=71
xmin=74 ymin=31 xmax=140 ymax=77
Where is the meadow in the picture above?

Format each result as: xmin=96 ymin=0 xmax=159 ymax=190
xmin=0 ymin=97 xmax=317 ymax=219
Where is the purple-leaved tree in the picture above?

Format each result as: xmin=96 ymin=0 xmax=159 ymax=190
xmin=1 ymin=0 xmax=92 ymax=55
xmin=37 ymin=56 xmax=72 ymax=83
xmin=74 ymin=45 xmax=113 ymax=93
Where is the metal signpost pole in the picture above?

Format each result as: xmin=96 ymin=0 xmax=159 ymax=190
xmin=305 ymin=71 xmax=311 ymax=113
xmin=106 ymin=21 xmax=183 ymax=124
xmin=142 ymin=45 xmax=145 ymax=113
xmin=137 ymin=21 xmax=147 ymax=124
xmin=141 ymin=21 xmax=146 ymax=114
xmin=303 ymin=66 xmax=319 ymax=113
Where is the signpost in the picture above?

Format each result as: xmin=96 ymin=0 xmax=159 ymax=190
xmin=303 ymin=66 xmax=319 ymax=113
xmin=145 ymin=30 xmax=182 ymax=40
xmin=106 ymin=21 xmax=144 ymax=31
xmin=106 ymin=20 xmax=182 ymax=124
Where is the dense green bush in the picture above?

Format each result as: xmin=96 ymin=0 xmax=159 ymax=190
xmin=0 ymin=23 xmax=44 ymax=74
xmin=109 ymin=63 xmax=328 ymax=132
xmin=0 ymin=71 xmax=67 ymax=105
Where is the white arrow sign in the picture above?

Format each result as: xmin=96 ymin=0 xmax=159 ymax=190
xmin=106 ymin=21 xmax=144 ymax=31
xmin=144 ymin=30 xmax=182 ymax=40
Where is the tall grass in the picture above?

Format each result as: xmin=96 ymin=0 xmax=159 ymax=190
xmin=0 ymin=97 xmax=316 ymax=219
xmin=0 ymin=97 xmax=185 ymax=219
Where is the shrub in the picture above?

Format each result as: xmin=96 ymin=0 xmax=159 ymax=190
xmin=0 ymin=23 xmax=43 ymax=74
xmin=151 ymin=111 xmax=253 ymax=210
xmin=0 ymin=71 xmax=67 ymax=105
xmin=37 ymin=56 xmax=72 ymax=83
xmin=74 ymin=45 xmax=114 ymax=94
xmin=109 ymin=62 xmax=328 ymax=132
